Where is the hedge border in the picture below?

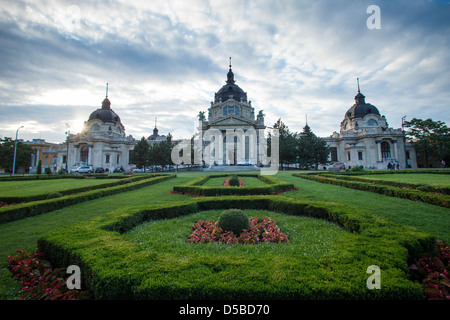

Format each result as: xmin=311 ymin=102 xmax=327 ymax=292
xmin=0 ymin=175 xmax=150 ymax=204
xmin=294 ymin=173 xmax=450 ymax=208
xmin=0 ymin=175 xmax=175 ymax=224
xmin=37 ymin=195 xmax=434 ymax=300
xmin=173 ymin=174 xmax=297 ymax=196
xmin=317 ymin=173 xmax=450 ymax=195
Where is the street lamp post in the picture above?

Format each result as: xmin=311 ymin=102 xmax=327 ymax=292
xmin=65 ymin=123 xmax=70 ymax=174
xmin=12 ymin=126 xmax=24 ymax=177
xmin=402 ymin=115 xmax=408 ymax=169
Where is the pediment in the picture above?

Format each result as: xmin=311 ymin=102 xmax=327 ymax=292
xmin=209 ymin=116 xmax=255 ymax=127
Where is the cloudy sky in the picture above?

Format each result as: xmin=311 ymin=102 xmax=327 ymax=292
xmin=1 ymin=0 xmax=449 ymax=143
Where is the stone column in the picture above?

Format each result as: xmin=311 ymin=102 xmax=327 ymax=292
xmin=376 ymin=140 xmax=382 ymax=162
xmin=392 ymin=140 xmax=398 ymax=160
xmin=88 ymin=144 xmax=93 ymax=166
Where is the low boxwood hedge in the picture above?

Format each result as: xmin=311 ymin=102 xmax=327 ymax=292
xmin=0 ymin=175 xmax=150 ymax=204
xmin=0 ymin=175 xmax=175 ymax=224
xmin=294 ymin=174 xmax=450 ymax=209
xmin=173 ymin=174 xmax=296 ymax=196
xmin=37 ymin=195 xmax=435 ymax=300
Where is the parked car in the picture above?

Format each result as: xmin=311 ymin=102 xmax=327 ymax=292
xmin=334 ymin=163 xmax=346 ymax=170
xmin=113 ymin=167 xmax=124 ymax=173
xmin=95 ymin=167 xmax=104 ymax=173
xmin=73 ymin=166 xmax=93 ymax=173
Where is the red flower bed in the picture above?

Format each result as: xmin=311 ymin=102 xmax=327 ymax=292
xmin=7 ymin=249 xmax=91 ymax=300
xmin=410 ymin=240 xmax=450 ymax=300
xmin=187 ymin=217 xmax=289 ymax=245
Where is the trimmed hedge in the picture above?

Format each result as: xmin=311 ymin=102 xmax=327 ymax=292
xmin=173 ymin=174 xmax=296 ymax=196
xmin=37 ymin=195 xmax=435 ymax=300
xmin=0 ymin=175 xmax=150 ymax=204
xmin=294 ymin=174 xmax=450 ymax=209
xmin=0 ymin=175 xmax=175 ymax=224
xmin=317 ymin=173 xmax=450 ymax=195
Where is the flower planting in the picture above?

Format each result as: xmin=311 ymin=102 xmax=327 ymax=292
xmin=410 ymin=240 xmax=450 ymax=300
xmin=222 ymin=176 xmax=246 ymax=187
xmin=187 ymin=212 xmax=290 ymax=245
xmin=7 ymin=249 xmax=90 ymax=300
xmin=172 ymin=174 xmax=297 ymax=196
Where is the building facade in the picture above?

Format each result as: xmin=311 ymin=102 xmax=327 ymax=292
xmin=65 ymin=90 xmax=136 ymax=172
xmin=324 ymin=83 xmax=417 ymax=170
xmin=198 ymin=62 xmax=266 ymax=167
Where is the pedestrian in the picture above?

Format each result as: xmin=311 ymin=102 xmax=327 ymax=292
xmin=396 ymin=162 xmax=400 ymax=170
xmin=442 ymin=160 xmax=446 ymax=168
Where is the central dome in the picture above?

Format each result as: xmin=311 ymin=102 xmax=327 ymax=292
xmin=214 ymin=63 xmax=247 ymax=103
xmin=345 ymin=91 xmax=380 ymax=120
xmin=88 ymin=97 xmax=121 ymax=124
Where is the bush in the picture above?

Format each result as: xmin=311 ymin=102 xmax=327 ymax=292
xmin=46 ymin=192 xmax=63 ymax=200
xmin=228 ymin=175 xmax=240 ymax=187
xmin=217 ymin=209 xmax=250 ymax=235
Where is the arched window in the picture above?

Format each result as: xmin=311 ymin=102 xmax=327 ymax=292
xmin=381 ymin=141 xmax=391 ymax=159
xmin=80 ymin=145 xmax=89 ymax=163
xmin=367 ymin=119 xmax=378 ymax=126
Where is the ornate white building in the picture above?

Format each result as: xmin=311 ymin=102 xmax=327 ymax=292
xmin=198 ymin=61 xmax=266 ymax=167
xmin=65 ymin=87 xmax=136 ymax=172
xmin=324 ymin=81 xmax=417 ymax=170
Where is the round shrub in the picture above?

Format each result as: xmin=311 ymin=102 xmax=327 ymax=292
xmin=218 ymin=209 xmax=250 ymax=235
xmin=46 ymin=192 xmax=63 ymax=200
xmin=228 ymin=175 xmax=240 ymax=187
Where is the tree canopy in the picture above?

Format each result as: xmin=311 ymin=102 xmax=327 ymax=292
xmin=0 ymin=137 xmax=34 ymax=173
xmin=404 ymin=118 xmax=450 ymax=166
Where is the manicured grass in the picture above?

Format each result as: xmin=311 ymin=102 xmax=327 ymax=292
xmin=282 ymin=173 xmax=449 ymax=242
xmin=125 ymin=209 xmax=345 ymax=259
xmin=0 ymin=178 xmax=122 ymax=196
xmin=352 ymin=173 xmax=450 ymax=187
xmin=0 ymin=170 xmax=448 ymax=300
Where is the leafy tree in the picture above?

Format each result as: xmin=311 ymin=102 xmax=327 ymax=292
xmin=404 ymin=118 xmax=450 ymax=167
xmin=0 ymin=137 xmax=34 ymax=174
xmin=297 ymin=124 xmax=330 ymax=170
xmin=36 ymin=159 xmax=42 ymax=175
xmin=273 ymin=119 xmax=297 ymax=169
xmin=130 ymin=137 xmax=150 ymax=171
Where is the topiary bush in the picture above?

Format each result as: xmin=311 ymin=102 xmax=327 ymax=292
xmin=218 ymin=209 xmax=250 ymax=235
xmin=46 ymin=192 xmax=63 ymax=200
xmin=228 ymin=175 xmax=240 ymax=187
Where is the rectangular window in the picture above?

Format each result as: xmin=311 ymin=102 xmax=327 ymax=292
xmin=117 ymin=155 xmax=120 ymax=164
xmin=106 ymin=155 xmax=110 ymax=163
xmin=358 ymin=152 xmax=363 ymax=161
xmin=347 ymin=152 xmax=351 ymax=161
xmin=62 ymin=155 xmax=67 ymax=164
xmin=406 ymin=151 xmax=410 ymax=160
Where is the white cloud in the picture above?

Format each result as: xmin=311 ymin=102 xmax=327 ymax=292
xmin=0 ymin=0 xmax=449 ymax=143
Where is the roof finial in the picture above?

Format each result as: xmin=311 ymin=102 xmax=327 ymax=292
xmin=306 ymin=114 xmax=308 ymax=126
xmin=106 ymin=83 xmax=109 ymax=98
xmin=357 ymin=78 xmax=360 ymax=93
xmin=155 ymin=117 xmax=157 ymax=128
xmin=229 ymin=57 xmax=232 ymax=70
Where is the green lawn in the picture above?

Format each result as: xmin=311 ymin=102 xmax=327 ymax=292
xmin=353 ymin=173 xmax=450 ymax=187
xmin=0 ymin=170 xmax=448 ymax=299
xmin=125 ymin=209 xmax=344 ymax=259
xmin=0 ymin=178 xmax=122 ymax=196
